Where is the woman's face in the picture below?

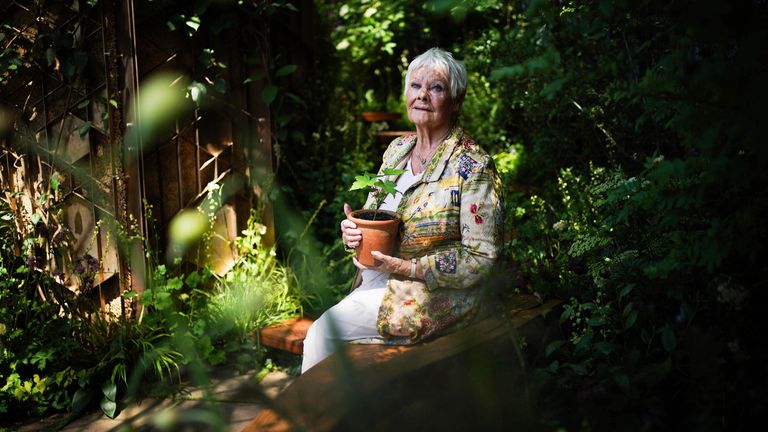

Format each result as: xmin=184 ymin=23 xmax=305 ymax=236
xmin=405 ymin=67 xmax=457 ymax=132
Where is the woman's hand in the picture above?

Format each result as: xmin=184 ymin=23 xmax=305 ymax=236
xmin=352 ymin=251 xmax=410 ymax=275
xmin=341 ymin=203 xmax=362 ymax=249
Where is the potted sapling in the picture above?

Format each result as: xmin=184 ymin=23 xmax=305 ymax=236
xmin=348 ymin=168 xmax=406 ymax=266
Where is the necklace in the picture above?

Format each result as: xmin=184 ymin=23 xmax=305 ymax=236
xmin=415 ymin=145 xmax=434 ymax=165
xmin=414 ymin=129 xmax=451 ymax=166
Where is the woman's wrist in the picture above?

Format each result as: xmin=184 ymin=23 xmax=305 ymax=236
xmin=409 ymin=258 xmax=417 ymax=278
xmin=400 ymin=257 xmax=421 ymax=279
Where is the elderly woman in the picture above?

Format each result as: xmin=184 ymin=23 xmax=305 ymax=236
xmin=301 ymin=48 xmax=503 ymax=373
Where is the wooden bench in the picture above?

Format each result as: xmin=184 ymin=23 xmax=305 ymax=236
xmin=244 ymin=295 xmax=562 ymax=432
xmin=259 ymin=317 xmax=314 ymax=354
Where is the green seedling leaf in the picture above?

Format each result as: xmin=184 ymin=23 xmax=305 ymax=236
xmin=350 ymin=174 xmax=376 ymax=190
xmin=377 ymin=180 xmax=398 ymax=196
xmin=382 ymin=168 xmax=406 ymax=176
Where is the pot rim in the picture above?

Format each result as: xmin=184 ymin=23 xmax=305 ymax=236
xmin=349 ymin=209 xmax=401 ymax=226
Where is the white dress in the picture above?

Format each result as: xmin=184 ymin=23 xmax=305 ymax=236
xmin=301 ymin=158 xmax=422 ymax=373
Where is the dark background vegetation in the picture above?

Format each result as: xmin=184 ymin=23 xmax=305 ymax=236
xmin=2 ymin=0 xmax=767 ymax=430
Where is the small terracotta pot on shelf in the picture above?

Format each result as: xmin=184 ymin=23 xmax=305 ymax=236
xmin=348 ymin=209 xmax=401 ymax=266
xmin=361 ymin=112 xmax=402 ymax=122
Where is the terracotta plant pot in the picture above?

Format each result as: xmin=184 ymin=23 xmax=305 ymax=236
xmin=361 ymin=112 xmax=402 ymax=122
xmin=348 ymin=209 xmax=402 ymax=266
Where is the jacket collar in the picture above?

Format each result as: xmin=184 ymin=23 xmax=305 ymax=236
xmin=423 ymin=125 xmax=463 ymax=183
xmin=383 ymin=125 xmax=463 ymax=184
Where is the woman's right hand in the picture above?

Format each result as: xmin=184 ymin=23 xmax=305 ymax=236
xmin=341 ymin=203 xmax=362 ymax=249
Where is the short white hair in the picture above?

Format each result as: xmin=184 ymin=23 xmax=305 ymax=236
xmin=404 ymin=48 xmax=468 ymax=100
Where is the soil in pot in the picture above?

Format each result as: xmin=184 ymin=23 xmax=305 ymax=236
xmin=349 ymin=209 xmax=402 ymax=266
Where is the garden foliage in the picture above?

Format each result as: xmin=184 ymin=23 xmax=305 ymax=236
xmin=280 ymin=0 xmax=768 ymax=428
xmin=2 ymin=0 xmax=767 ymax=428
xmin=2 ymin=0 xmax=309 ymax=425
xmin=0 ymin=183 xmax=304 ymax=425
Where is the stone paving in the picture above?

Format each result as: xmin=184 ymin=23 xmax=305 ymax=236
xmin=15 ymin=368 xmax=295 ymax=432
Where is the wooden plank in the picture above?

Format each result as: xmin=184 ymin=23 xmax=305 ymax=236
xmin=259 ymin=317 xmax=314 ymax=354
xmin=243 ymin=296 xmax=562 ymax=432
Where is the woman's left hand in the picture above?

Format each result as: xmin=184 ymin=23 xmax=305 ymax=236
xmin=352 ymin=251 xmax=409 ymax=275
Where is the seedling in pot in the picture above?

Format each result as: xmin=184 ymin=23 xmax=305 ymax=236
xmin=349 ymin=168 xmax=406 ymax=220
xmin=347 ymin=167 xmax=406 ymax=265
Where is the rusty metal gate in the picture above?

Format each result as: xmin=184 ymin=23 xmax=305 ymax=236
xmin=0 ymin=0 xmax=272 ymax=316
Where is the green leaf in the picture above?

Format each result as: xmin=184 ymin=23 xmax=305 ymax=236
xmin=540 ymin=77 xmax=568 ymax=100
xmin=350 ymin=174 xmax=376 ymax=191
xmin=624 ymin=310 xmax=638 ymax=329
xmin=587 ymin=316 xmax=605 ymax=327
xmin=619 ymin=283 xmax=634 ymax=298
xmin=109 ymin=99 xmax=118 ymax=109
xmin=382 ymin=168 xmax=406 ymax=176
xmin=277 ymin=113 xmax=291 ymax=127
xmin=275 ymin=64 xmax=297 ymax=77
xmin=213 ymin=78 xmax=227 ymax=94
xmin=614 ymin=373 xmax=630 ymax=388
xmin=50 ymin=172 xmax=61 ymax=192
xmin=77 ymin=99 xmax=90 ymax=109
xmin=243 ymin=72 xmax=264 ymax=84
xmin=564 ymin=362 xmax=588 ymax=375
xmin=261 ymin=85 xmax=278 ymax=105
xmin=661 ymin=327 xmax=676 ymax=352
xmin=78 ymin=121 xmax=92 ymax=138
xmin=545 ymin=340 xmax=564 ymax=357
xmin=622 ymin=302 xmax=634 ymax=317
xmin=71 ymin=388 xmax=92 ymax=414
xmin=593 ymin=341 xmax=614 ymax=356
xmin=490 ymin=65 xmax=524 ymax=80
xmin=378 ymin=180 xmax=398 ymax=196
xmin=45 ymin=47 xmax=56 ymax=66
xmin=574 ymin=331 xmax=593 ymax=356
xmin=285 ymin=92 xmax=306 ymax=107
xmin=100 ymin=397 xmax=117 ymax=418
xmin=102 ymin=380 xmax=117 ymax=401
xmin=186 ymin=16 xmax=201 ymax=32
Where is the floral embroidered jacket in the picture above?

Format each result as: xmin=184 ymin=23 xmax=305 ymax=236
xmin=363 ymin=126 xmax=503 ymax=344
